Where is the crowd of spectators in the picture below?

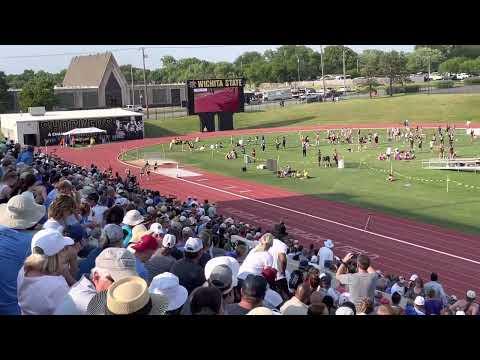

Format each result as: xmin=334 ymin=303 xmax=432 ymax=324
xmin=0 ymin=139 xmax=478 ymax=316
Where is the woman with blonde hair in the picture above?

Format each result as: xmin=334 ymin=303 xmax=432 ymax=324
xmin=17 ymin=228 xmax=81 ymax=315
xmin=238 ymin=233 xmax=274 ymax=280
xmin=43 ymin=194 xmax=77 ymax=233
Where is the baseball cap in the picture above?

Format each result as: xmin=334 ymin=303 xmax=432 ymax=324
xmin=31 ymin=228 xmax=74 ymax=256
xmin=242 ymin=274 xmax=267 ymax=299
xmin=150 ymin=223 xmax=164 ymax=236
xmin=162 ymin=234 xmax=176 ymax=248
xmin=456 ymin=311 xmax=466 ymax=315
xmin=145 ymin=198 xmax=153 ymax=205
xmin=208 ymin=265 xmax=233 ymax=294
xmin=414 ymin=296 xmax=425 ymax=306
xmin=131 ymin=234 xmax=159 ymax=252
xmin=94 ymin=248 xmax=137 ymax=281
xmin=184 ymin=237 xmax=203 ymax=253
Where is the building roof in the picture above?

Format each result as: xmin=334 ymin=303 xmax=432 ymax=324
xmin=62 ymin=52 xmax=115 ymax=87
xmin=0 ymin=108 xmax=142 ymax=123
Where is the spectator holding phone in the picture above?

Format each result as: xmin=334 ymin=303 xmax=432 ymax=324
xmin=336 ymin=253 xmax=378 ymax=305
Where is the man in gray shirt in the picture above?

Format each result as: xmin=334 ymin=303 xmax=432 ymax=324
xmin=336 ymin=253 xmax=378 ymax=305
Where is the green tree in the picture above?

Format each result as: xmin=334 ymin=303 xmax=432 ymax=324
xmin=459 ymin=58 xmax=480 ymax=75
xmin=438 ymin=57 xmax=469 ymax=74
xmin=0 ymin=71 xmax=9 ymax=113
xmin=323 ymin=46 xmax=358 ymax=75
xmin=360 ymin=50 xmax=383 ymax=98
xmin=379 ymin=51 xmax=408 ymax=96
xmin=19 ymin=76 xmax=57 ymax=111
xmin=407 ymin=48 xmax=444 ymax=73
xmin=6 ymin=69 xmax=35 ymax=89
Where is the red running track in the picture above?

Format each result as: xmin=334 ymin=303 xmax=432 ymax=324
xmin=48 ymin=122 xmax=480 ymax=297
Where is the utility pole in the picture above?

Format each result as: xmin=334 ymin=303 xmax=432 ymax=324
xmin=130 ymin=64 xmax=135 ymax=106
xmin=296 ymin=55 xmax=300 ymax=83
xmin=357 ymin=57 xmax=359 ymax=73
xmin=342 ymin=46 xmax=347 ymax=96
xmin=141 ymin=47 xmax=149 ymax=119
xmin=428 ymin=48 xmax=431 ymax=95
xmin=320 ymin=45 xmax=326 ymax=98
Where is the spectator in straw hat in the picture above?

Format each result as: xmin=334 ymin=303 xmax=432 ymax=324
xmin=0 ymin=194 xmax=46 ymax=314
xmin=450 ymin=290 xmax=479 ymax=315
xmin=17 ymin=228 xmax=79 ymax=315
xmin=171 ymin=237 xmax=205 ymax=294
xmin=149 ymin=272 xmax=188 ymax=315
xmin=376 ymin=304 xmax=396 ymax=315
xmin=121 ymin=210 xmax=144 ymax=246
xmin=54 ymin=248 xmax=138 ymax=315
xmin=87 ymin=276 xmax=169 ymax=315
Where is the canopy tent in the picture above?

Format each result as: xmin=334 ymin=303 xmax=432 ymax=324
xmin=62 ymin=127 xmax=107 ymax=136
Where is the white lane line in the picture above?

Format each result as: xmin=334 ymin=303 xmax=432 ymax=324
xmin=224 ymin=185 xmax=236 ymax=189
xmin=117 ymin=149 xmax=480 ymax=266
xmin=238 ymin=190 xmax=252 ymax=193
xmin=195 ymin=178 xmax=209 ymax=182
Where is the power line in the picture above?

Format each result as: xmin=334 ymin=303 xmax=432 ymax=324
xmin=0 ymin=45 xmax=243 ymax=61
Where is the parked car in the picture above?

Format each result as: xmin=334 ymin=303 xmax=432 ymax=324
xmin=125 ymin=105 xmax=143 ymax=112
xmin=429 ymin=73 xmax=443 ymax=81
xmin=456 ymin=73 xmax=470 ymax=80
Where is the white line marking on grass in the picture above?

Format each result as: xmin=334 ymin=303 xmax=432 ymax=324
xmin=117 ymin=146 xmax=480 ymax=266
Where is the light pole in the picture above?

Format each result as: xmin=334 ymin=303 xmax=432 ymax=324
xmin=342 ymin=45 xmax=347 ymax=96
xmin=320 ymin=45 xmax=326 ymax=98
xmin=141 ymin=47 xmax=149 ymax=119
xmin=296 ymin=55 xmax=300 ymax=83
xmin=130 ymin=64 xmax=135 ymax=106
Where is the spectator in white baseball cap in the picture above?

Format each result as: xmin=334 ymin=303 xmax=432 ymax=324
xmin=145 ymin=234 xmax=177 ymax=283
xmin=17 ymin=228 xmax=79 ymax=315
xmin=149 ymin=272 xmax=188 ymax=315
xmin=170 ymin=237 xmax=205 ymax=294
xmin=450 ymin=290 xmax=478 ymax=315
xmin=54 ymin=248 xmax=138 ymax=315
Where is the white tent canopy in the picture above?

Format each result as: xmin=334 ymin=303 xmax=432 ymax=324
xmin=62 ymin=127 xmax=107 ymax=136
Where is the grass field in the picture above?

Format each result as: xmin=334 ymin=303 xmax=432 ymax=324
xmin=126 ymin=128 xmax=480 ymax=235
xmin=144 ymin=93 xmax=480 ymax=137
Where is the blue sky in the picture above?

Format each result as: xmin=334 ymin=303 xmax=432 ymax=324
xmin=0 ymin=45 xmax=414 ymax=74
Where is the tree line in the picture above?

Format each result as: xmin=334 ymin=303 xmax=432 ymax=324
xmin=1 ymin=45 xmax=480 ymax=111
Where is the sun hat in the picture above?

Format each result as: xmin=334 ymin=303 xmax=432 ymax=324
xmin=31 ymin=228 xmax=74 ymax=256
xmin=162 ymin=234 xmax=176 ymax=248
xmin=149 ymin=223 xmax=164 ymax=236
xmin=149 ymin=273 xmax=188 ymax=311
xmin=147 ymin=206 xmax=156 ymax=215
xmin=184 ymin=237 xmax=203 ymax=253
xmin=160 ymin=205 xmax=168 ymax=213
xmin=247 ymin=307 xmax=281 ymax=315
xmin=204 ymin=256 xmax=240 ymax=287
xmin=323 ymin=239 xmax=334 ymax=248
xmin=467 ymin=290 xmax=476 ymax=300
xmin=95 ymin=248 xmax=138 ymax=281
xmin=145 ymin=198 xmax=153 ymax=206
xmin=414 ymin=296 xmax=425 ymax=306
xmin=131 ymin=234 xmax=159 ymax=252
xmin=0 ymin=194 xmax=46 ymax=229
xmin=456 ymin=311 xmax=466 ymax=315
xmin=130 ymin=224 xmax=148 ymax=244
xmin=122 ymin=210 xmax=144 ymax=227
xmin=179 ymin=215 xmax=187 ymax=222
xmin=310 ymin=255 xmax=319 ymax=264
xmin=336 ymin=306 xmax=355 ymax=315
xmin=87 ymin=276 xmax=169 ymax=315
xmin=201 ymin=216 xmax=211 ymax=223
xmin=225 ymin=217 xmax=234 ymax=225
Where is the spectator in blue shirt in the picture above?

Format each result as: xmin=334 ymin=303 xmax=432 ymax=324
xmin=0 ymin=194 xmax=46 ymax=315
xmin=16 ymin=146 xmax=34 ymax=166
xmin=425 ymin=288 xmax=443 ymax=315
